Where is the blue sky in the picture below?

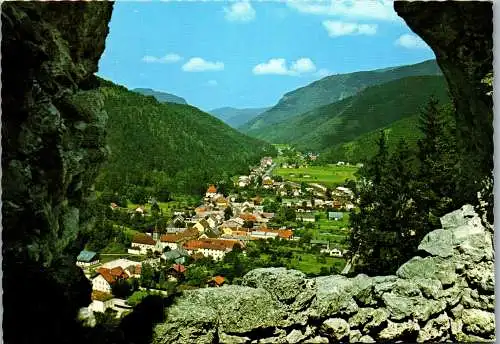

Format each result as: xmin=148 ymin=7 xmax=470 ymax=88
xmin=97 ymin=0 xmax=436 ymax=112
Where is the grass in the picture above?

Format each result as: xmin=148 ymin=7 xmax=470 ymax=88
xmin=273 ymin=164 xmax=358 ymax=187
xmin=289 ymin=253 xmax=346 ymax=275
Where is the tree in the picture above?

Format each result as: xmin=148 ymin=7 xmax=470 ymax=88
xmin=140 ymin=263 xmax=155 ymax=288
xmin=111 ymin=279 xmax=133 ymax=298
xmin=224 ymin=206 xmax=234 ymax=220
xmin=284 ymin=207 xmax=296 ymax=221
xmin=185 ymin=266 xmax=210 ymax=287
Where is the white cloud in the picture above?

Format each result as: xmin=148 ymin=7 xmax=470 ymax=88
xmin=207 ymin=80 xmax=218 ymax=86
xmin=322 ymin=20 xmax=377 ymax=37
xmin=182 ymin=57 xmax=225 ymax=72
xmin=224 ymin=1 xmax=256 ymax=22
xmin=290 ymin=58 xmax=317 ymax=74
xmin=395 ymin=34 xmax=429 ymax=49
xmin=141 ymin=53 xmax=182 ymax=63
xmin=253 ymin=58 xmax=318 ymax=76
xmin=287 ymin=0 xmax=398 ymax=21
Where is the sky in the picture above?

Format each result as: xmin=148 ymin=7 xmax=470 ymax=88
xmin=97 ymin=0 xmax=436 ymax=112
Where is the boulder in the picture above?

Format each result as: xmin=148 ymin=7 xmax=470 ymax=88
xmin=308 ymin=275 xmax=359 ymax=318
xmin=320 ymin=318 xmax=350 ymax=340
xmin=303 ymin=336 xmax=329 ymax=344
xmin=382 ymin=293 xmax=446 ymax=322
xmin=219 ymin=333 xmax=251 ymax=344
xmin=416 ymin=313 xmax=450 ymax=342
xmin=285 ymin=329 xmax=307 ymax=344
xmin=349 ymin=307 xmax=389 ymax=332
xmin=242 ymin=268 xmax=316 ymax=312
xmin=418 ymin=229 xmax=454 ymax=257
xmin=378 ymin=320 xmax=420 ymax=341
xmin=439 ymin=205 xmax=479 ymax=230
xmin=464 ymin=261 xmax=495 ymax=293
xmin=396 ymin=256 xmax=458 ymax=286
xmin=461 ymin=309 xmax=495 ymax=336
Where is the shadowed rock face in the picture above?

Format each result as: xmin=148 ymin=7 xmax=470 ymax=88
xmin=1 ymin=2 xmax=113 ymax=344
xmin=394 ymin=1 xmax=494 ymax=219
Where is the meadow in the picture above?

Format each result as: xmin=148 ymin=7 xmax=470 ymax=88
xmin=273 ymin=164 xmax=358 ymax=187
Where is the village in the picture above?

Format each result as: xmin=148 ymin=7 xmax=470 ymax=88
xmin=77 ymin=151 xmax=357 ymax=318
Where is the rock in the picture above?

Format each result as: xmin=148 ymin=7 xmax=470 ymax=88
xmin=461 ymin=309 xmax=495 ymax=336
xmin=242 ymin=268 xmax=316 ymax=312
xmin=303 ymin=336 xmax=329 ymax=344
xmin=2 ymin=2 xmax=113 ymax=343
xmin=359 ymin=335 xmax=376 ymax=343
xmin=464 ymin=261 xmax=494 ymax=293
xmin=417 ymin=313 xmax=450 ymax=342
xmin=414 ymin=278 xmax=443 ymax=299
xmin=378 ymin=320 xmax=420 ymax=341
xmin=382 ymin=293 xmax=446 ymax=322
xmin=418 ymin=229 xmax=454 ymax=257
xmin=320 ymin=318 xmax=350 ymax=340
xmin=456 ymin=231 xmax=493 ymax=262
xmin=396 ymin=256 xmax=458 ymax=286
xmin=374 ymin=279 xmax=422 ymax=298
xmin=349 ymin=307 xmax=389 ymax=332
xmin=349 ymin=329 xmax=362 ymax=342
xmin=219 ymin=333 xmax=251 ymax=343
xmin=439 ymin=205 xmax=479 ymax=230
xmin=461 ymin=288 xmax=495 ymax=311
xmin=285 ymin=329 xmax=306 ymax=344
xmin=153 ymin=285 xmax=285 ymax=343
xmin=309 ymin=275 xmax=359 ymax=318
xmin=439 ymin=283 xmax=465 ymax=308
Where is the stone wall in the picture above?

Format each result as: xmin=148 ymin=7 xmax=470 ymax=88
xmin=1 ymin=3 xmax=113 ymax=344
xmin=153 ymin=205 xmax=495 ymax=343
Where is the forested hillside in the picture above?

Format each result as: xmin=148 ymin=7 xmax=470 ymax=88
xmin=209 ymin=106 xmax=270 ymax=128
xmin=241 ymin=59 xmax=441 ymax=137
xmin=268 ymin=76 xmax=449 ymax=155
xmin=95 ymin=79 xmax=274 ymax=196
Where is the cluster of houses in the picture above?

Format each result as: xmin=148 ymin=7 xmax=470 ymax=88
xmin=125 ymin=184 xmax=297 ymax=262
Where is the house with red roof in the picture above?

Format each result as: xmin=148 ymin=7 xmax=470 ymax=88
xmin=92 ymin=266 xmax=129 ymax=293
xmin=205 ymin=184 xmax=217 ymax=198
xmin=208 ymin=276 xmax=225 ymax=287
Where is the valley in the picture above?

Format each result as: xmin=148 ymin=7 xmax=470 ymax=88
xmin=81 ymin=59 xmax=455 ymax=319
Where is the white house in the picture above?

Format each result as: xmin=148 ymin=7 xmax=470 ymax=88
xmin=183 ymin=239 xmax=239 ymax=261
xmin=92 ymin=274 xmax=112 ymax=293
xmin=130 ymin=233 xmax=156 ymax=254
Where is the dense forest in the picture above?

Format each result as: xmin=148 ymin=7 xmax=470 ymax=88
xmin=95 ymin=78 xmax=275 ymax=198
xmin=347 ymin=93 xmax=492 ymax=275
xmin=265 ymin=75 xmax=449 ymax=155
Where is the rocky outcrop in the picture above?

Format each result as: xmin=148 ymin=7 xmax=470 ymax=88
xmin=153 ymin=205 xmax=495 ymax=343
xmin=2 ymin=2 xmax=113 ymax=344
xmin=394 ymin=1 xmax=494 ymax=223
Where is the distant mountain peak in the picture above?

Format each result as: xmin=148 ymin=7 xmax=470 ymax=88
xmin=132 ymin=88 xmax=188 ymax=105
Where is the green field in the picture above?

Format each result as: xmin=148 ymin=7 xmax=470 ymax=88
xmin=273 ymin=164 xmax=358 ymax=187
xmin=289 ymin=253 xmax=345 ymax=275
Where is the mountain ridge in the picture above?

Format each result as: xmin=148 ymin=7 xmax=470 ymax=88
xmin=241 ymin=59 xmax=442 ymax=137
xmin=133 ymin=87 xmax=188 ymax=105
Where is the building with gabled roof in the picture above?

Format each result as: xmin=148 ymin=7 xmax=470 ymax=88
xmin=76 ymin=250 xmax=99 ymax=268
xmin=131 ymin=233 xmax=156 ymax=254
xmin=183 ymin=239 xmax=240 ymax=261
